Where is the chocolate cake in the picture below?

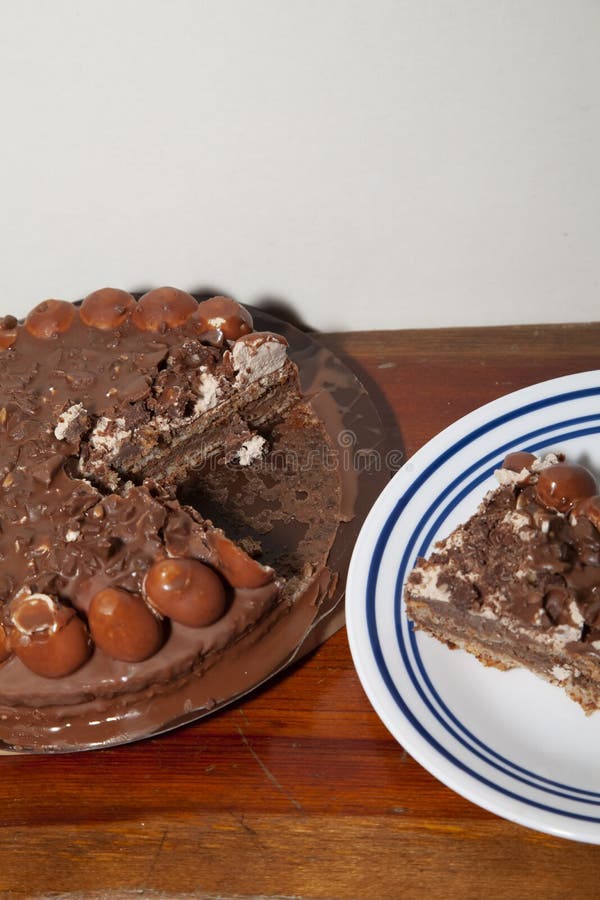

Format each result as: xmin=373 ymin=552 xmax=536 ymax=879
xmin=405 ymin=451 xmax=600 ymax=713
xmin=0 ymin=288 xmax=342 ymax=749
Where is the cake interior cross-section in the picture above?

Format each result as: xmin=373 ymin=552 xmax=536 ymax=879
xmin=405 ymin=450 xmax=600 ymax=713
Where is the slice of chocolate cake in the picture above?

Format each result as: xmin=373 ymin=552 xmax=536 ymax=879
xmin=405 ymin=451 xmax=600 ymax=713
xmin=0 ymin=288 xmax=342 ymax=749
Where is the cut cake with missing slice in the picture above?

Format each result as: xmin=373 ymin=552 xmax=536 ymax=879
xmin=0 ymin=287 xmax=343 ymax=750
xmin=404 ymin=451 xmax=600 ymax=713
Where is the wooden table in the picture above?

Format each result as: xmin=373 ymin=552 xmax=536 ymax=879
xmin=3 ymin=324 xmax=600 ymax=900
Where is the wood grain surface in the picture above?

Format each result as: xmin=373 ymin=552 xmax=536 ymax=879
xmin=2 ymin=323 xmax=600 ymax=900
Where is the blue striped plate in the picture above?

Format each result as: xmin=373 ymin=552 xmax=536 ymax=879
xmin=346 ymin=370 xmax=600 ymax=843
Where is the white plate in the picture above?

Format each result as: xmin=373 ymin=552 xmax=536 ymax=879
xmin=346 ymin=370 xmax=600 ymax=843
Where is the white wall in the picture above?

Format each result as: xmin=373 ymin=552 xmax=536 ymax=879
xmin=2 ymin=1 xmax=599 ymax=331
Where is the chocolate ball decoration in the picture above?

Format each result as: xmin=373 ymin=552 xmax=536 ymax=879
xmin=145 ymin=557 xmax=227 ymax=628
xmin=9 ymin=592 xmax=91 ymax=678
xmin=502 ymin=451 xmax=537 ymax=473
xmin=0 ymin=315 xmax=18 ymax=350
xmin=25 ymin=299 xmax=76 ymax=338
xmin=195 ymin=296 xmax=253 ymax=340
xmin=132 ymin=287 xmax=197 ymax=332
xmin=0 ymin=622 xmax=12 ymax=663
xmin=211 ymin=533 xmax=274 ymax=589
xmin=572 ymin=495 xmax=600 ymax=532
xmin=80 ymin=288 xmax=136 ymax=330
xmin=535 ymin=463 xmax=597 ymax=513
xmin=88 ymin=587 xmax=164 ymax=662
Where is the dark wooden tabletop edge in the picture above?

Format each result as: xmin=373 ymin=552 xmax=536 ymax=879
xmin=320 ymin=320 xmax=600 ymax=339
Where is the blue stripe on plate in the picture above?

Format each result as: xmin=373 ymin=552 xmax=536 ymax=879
xmin=365 ymin=385 xmax=600 ymax=821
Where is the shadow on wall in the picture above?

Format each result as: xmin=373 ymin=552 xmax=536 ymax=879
xmin=252 ymin=296 xmax=316 ymax=333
